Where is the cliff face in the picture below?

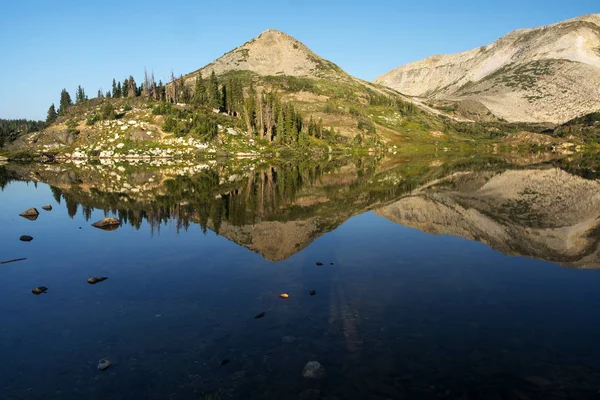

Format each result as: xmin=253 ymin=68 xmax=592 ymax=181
xmin=376 ymin=168 xmax=600 ymax=269
xmin=375 ymin=14 xmax=600 ymax=123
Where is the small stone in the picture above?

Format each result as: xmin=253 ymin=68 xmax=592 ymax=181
xmin=97 ymin=358 xmax=112 ymax=371
xmin=19 ymin=208 xmax=39 ymax=217
xmin=19 ymin=208 xmax=39 ymax=221
xmin=87 ymin=277 xmax=108 ymax=284
xmin=254 ymin=312 xmax=266 ymax=319
xmin=32 ymin=286 xmax=48 ymax=295
xmin=279 ymin=293 xmax=290 ymax=299
xmin=302 ymin=361 xmax=326 ymax=379
xmin=42 ymin=205 xmax=52 ymax=211
xmin=315 ymin=262 xmax=323 ymax=266
xmin=91 ymin=218 xmax=121 ymax=230
xmin=309 ymin=289 xmax=317 ymax=296
xmin=220 ymin=359 xmax=230 ymax=366
xmin=282 ymin=336 xmax=296 ymax=343
xmin=20 ymin=235 xmax=33 ymax=242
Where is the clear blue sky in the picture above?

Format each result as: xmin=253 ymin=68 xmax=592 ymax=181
xmin=0 ymin=0 xmax=597 ymax=120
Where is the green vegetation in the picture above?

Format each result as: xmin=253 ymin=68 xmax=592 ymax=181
xmin=0 ymin=119 xmax=45 ymax=148
xmin=551 ymin=112 xmax=600 ymax=143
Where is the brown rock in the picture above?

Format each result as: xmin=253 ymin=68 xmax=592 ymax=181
xmin=19 ymin=208 xmax=39 ymax=220
xmin=87 ymin=277 xmax=108 ymax=284
xmin=19 ymin=235 xmax=34 ymax=242
xmin=91 ymin=218 xmax=121 ymax=230
xmin=42 ymin=205 xmax=53 ymax=211
xmin=32 ymin=286 xmax=48 ymax=295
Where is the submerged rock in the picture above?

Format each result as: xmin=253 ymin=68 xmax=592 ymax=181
xmin=97 ymin=358 xmax=112 ymax=371
xmin=309 ymin=289 xmax=317 ymax=296
xmin=42 ymin=205 xmax=53 ymax=211
xmin=254 ymin=312 xmax=266 ymax=319
xmin=19 ymin=208 xmax=39 ymax=221
xmin=315 ymin=261 xmax=323 ymax=266
xmin=91 ymin=218 xmax=121 ymax=230
xmin=87 ymin=277 xmax=108 ymax=284
xmin=302 ymin=361 xmax=326 ymax=379
xmin=220 ymin=359 xmax=230 ymax=366
xmin=282 ymin=336 xmax=296 ymax=343
xmin=1 ymin=258 xmax=27 ymax=264
xmin=19 ymin=235 xmax=33 ymax=242
xmin=32 ymin=286 xmax=48 ymax=295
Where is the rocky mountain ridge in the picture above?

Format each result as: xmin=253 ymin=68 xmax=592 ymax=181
xmin=375 ymin=14 xmax=600 ymax=123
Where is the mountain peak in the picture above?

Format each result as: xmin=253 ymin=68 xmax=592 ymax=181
xmin=374 ymin=13 xmax=600 ymax=123
xmin=197 ymin=29 xmax=347 ymax=79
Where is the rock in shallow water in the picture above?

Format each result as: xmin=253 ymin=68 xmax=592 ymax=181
xmin=97 ymin=358 xmax=112 ymax=371
xmin=19 ymin=208 xmax=39 ymax=221
xmin=19 ymin=208 xmax=39 ymax=217
xmin=32 ymin=286 xmax=48 ymax=295
xmin=19 ymin=235 xmax=33 ymax=242
xmin=42 ymin=205 xmax=52 ymax=211
xmin=302 ymin=361 xmax=326 ymax=379
xmin=91 ymin=218 xmax=121 ymax=230
xmin=87 ymin=277 xmax=108 ymax=284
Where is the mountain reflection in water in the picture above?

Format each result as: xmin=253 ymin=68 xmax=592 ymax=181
xmin=3 ymin=152 xmax=600 ymax=268
xmin=2 ymin=153 xmax=600 ymax=399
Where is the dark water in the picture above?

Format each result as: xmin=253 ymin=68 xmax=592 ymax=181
xmin=1 ymin=155 xmax=600 ymax=399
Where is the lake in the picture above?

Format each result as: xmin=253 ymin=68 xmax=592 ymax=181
xmin=1 ymin=152 xmax=600 ymax=399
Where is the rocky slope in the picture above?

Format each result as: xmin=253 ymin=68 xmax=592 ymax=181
xmin=375 ymin=14 xmax=600 ymax=123
xmin=174 ymin=29 xmax=460 ymax=143
xmin=194 ymin=29 xmax=348 ymax=81
xmin=376 ymin=167 xmax=600 ymax=268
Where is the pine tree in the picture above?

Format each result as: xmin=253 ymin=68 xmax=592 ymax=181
xmin=158 ymin=80 xmax=166 ymax=102
xmin=177 ymin=75 xmax=189 ymax=103
xmin=97 ymin=89 xmax=103 ymax=99
xmin=111 ymin=79 xmax=118 ymax=98
xmin=243 ymin=84 xmax=257 ymax=135
xmin=192 ymin=74 xmax=206 ymax=106
xmin=128 ymin=76 xmax=136 ymax=98
xmin=221 ymin=85 xmax=228 ymax=113
xmin=117 ymin=81 xmax=122 ymax=97
xmin=276 ymin=107 xmax=285 ymax=144
xmin=208 ymin=71 xmax=220 ymax=109
xmin=76 ymin=85 xmax=86 ymax=104
xmin=46 ymin=103 xmax=58 ymax=124
xmin=58 ymin=89 xmax=72 ymax=115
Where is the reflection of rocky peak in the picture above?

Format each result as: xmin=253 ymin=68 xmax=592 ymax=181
xmin=212 ymin=218 xmax=326 ymax=262
xmin=376 ymin=168 xmax=600 ymax=268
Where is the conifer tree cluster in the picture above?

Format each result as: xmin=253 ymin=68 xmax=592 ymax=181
xmin=173 ymin=72 xmax=330 ymax=146
xmin=0 ymin=119 xmax=45 ymax=147
xmin=41 ymin=68 xmax=343 ymax=148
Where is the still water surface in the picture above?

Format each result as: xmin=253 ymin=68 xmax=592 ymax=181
xmin=1 ymin=155 xmax=600 ymax=399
